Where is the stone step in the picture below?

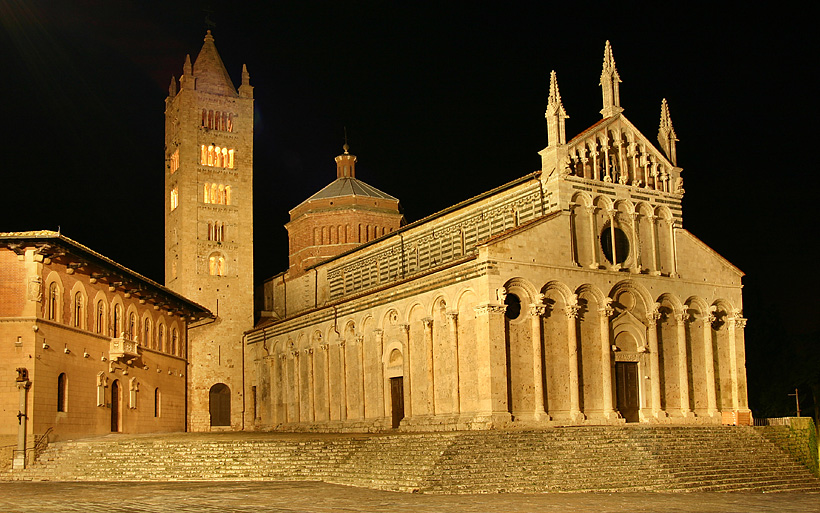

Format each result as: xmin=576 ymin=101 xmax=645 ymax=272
xmin=6 ymin=427 xmax=818 ymax=493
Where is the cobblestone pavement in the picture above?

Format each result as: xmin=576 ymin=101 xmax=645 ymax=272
xmin=0 ymin=482 xmax=818 ymax=513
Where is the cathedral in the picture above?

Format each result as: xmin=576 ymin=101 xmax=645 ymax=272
xmin=1 ymin=33 xmax=750 ymax=451
xmin=245 ymin=40 xmax=750 ymax=430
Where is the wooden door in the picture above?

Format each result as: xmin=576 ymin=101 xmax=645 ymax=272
xmin=615 ymin=362 xmax=640 ymax=423
xmin=390 ymin=377 xmax=404 ymax=429
xmin=110 ymin=380 xmax=120 ymax=432
xmin=209 ymin=383 xmax=231 ymax=426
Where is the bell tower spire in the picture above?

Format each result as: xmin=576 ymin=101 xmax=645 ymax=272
xmin=599 ymin=40 xmax=623 ymax=118
xmin=163 ymin=31 xmax=254 ymax=431
xmin=546 ymin=70 xmax=569 ymax=147
xmin=658 ymin=98 xmax=678 ymax=166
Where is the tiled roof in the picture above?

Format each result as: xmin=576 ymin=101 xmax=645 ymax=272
xmin=305 ymin=177 xmax=398 ymax=202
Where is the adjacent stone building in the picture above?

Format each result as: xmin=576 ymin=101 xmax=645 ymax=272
xmin=246 ymin=41 xmax=751 ymax=431
xmin=0 ymin=231 xmax=210 ymax=445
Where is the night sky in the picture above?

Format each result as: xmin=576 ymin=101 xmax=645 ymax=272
xmin=2 ymin=2 xmax=816 ymax=414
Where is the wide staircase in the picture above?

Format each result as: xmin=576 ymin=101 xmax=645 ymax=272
xmin=5 ymin=426 xmax=819 ymax=493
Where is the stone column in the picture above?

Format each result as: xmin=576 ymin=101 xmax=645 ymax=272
xmin=586 ymin=206 xmax=600 ymax=269
xmin=529 ymin=303 xmax=548 ymax=420
xmin=607 ymin=209 xmax=619 ymax=270
xmin=446 ymin=312 xmax=461 ymax=414
xmin=648 ymin=214 xmax=661 ymax=275
xmin=339 ymin=341 xmax=347 ymax=421
xmin=565 ymin=297 xmax=584 ymax=422
xmin=279 ymin=353 xmax=291 ymax=423
xmin=422 ymin=317 xmax=435 ymax=415
xmin=675 ymin=313 xmax=692 ymax=417
xmin=668 ymin=220 xmax=678 ymax=277
xmin=647 ymin=305 xmax=664 ymax=418
xmin=569 ymin=206 xmax=580 ymax=267
xmin=291 ymin=350 xmax=301 ymax=422
xmin=304 ymin=348 xmax=315 ymax=421
xmin=13 ymin=373 xmax=31 ymax=470
xmin=599 ymin=300 xmax=617 ymax=419
xmin=400 ymin=324 xmax=412 ymax=417
xmin=732 ymin=314 xmax=749 ymax=411
xmin=356 ymin=335 xmax=366 ymax=419
xmin=374 ymin=329 xmax=385 ymax=418
xmin=727 ymin=312 xmax=747 ymax=412
xmin=320 ymin=343 xmax=331 ymax=421
xmin=474 ymin=303 xmax=511 ymax=422
xmin=629 ymin=212 xmax=641 ymax=273
xmin=702 ymin=313 xmax=718 ymax=417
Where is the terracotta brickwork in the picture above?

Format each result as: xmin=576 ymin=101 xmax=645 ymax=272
xmin=0 ymin=234 xmax=208 ymax=442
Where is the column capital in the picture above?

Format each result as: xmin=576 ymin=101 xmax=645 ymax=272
xmin=564 ymin=304 xmax=580 ymax=319
xmin=445 ymin=311 xmax=459 ymax=322
xmin=599 ymin=297 xmax=614 ymax=318
xmin=291 ymin=350 xmax=300 ymax=358
xmin=372 ymin=328 xmax=383 ymax=336
xmin=338 ymin=341 xmax=346 ymax=348
xmin=675 ymin=312 xmax=690 ymax=325
xmin=399 ymin=323 xmax=410 ymax=335
xmin=278 ymin=353 xmax=288 ymax=360
xmin=319 ymin=343 xmax=329 ymax=351
xmin=303 ymin=348 xmax=314 ymax=355
xmin=529 ymin=304 xmax=546 ymax=317
xmin=422 ymin=317 xmax=434 ymax=329
xmin=647 ymin=303 xmax=662 ymax=327
xmin=474 ymin=303 xmax=507 ymax=316
xmin=730 ymin=316 xmax=747 ymax=329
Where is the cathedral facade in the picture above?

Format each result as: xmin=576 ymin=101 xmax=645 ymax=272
xmin=245 ymin=41 xmax=751 ymax=431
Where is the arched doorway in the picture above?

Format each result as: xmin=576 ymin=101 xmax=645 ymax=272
xmin=209 ymin=383 xmax=231 ymax=427
xmin=110 ymin=380 xmax=120 ymax=432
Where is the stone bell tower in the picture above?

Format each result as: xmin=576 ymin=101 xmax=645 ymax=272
xmin=164 ymin=31 xmax=254 ymax=431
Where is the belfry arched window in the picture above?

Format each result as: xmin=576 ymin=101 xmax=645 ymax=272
xmin=208 ymin=253 xmax=226 ymax=276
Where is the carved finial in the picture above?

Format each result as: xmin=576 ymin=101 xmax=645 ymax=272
xmin=242 ymin=64 xmax=250 ymax=86
xmin=168 ymin=76 xmax=177 ymax=97
xmin=600 ymin=40 xmax=623 ymax=118
xmin=546 ymin=70 xmax=569 ymax=147
xmin=658 ymin=98 xmax=678 ymax=166
xmin=335 ymin=128 xmax=356 ymax=178
xmin=239 ymin=63 xmax=253 ymax=98
xmin=204 ymin=30 xmax=214 ymax=42
xmin=183 ymin=54 xmax=192 ymax=76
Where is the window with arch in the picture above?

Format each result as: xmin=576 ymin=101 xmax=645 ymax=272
xmin=207 ymin=221 xmax=225 ymax=242
xmin=128 ymin=312 xmax=137 ymax=341
xmin=113 ymin=303 xmax=122 ymax=337
xmin=169 ymin=148 xmax=180 ymax=174
xmin=200 ymin=145 xmax=235 ymax=169
xmin=203 ymin=183 xmax=232 ymax=205
xmin=57 ymin=373 xmax=67 ymax=412
xmin=158 ymin=324 xmax=165 ymax=352
xmin=144 ymin=319 xmax=152 ymax=348
xmin=47 ymin=282 xmax=59 ymax=321
xmin=208 ymin=253 xmax=226 ymax=276
xmin=171 ymin=328 xmax=178 ymax=356
xmin=201 ymin=109 xmax=234 ymax=132
xmin=73 ymin=291 xmax=83 ymax=328
xmin=96 ymin=300 xmax=105 ymax=334
xmin=170 ymin=187 xmax=179 ymax=211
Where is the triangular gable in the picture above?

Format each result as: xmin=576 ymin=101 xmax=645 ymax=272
xmin=677 ymin=229 xmax=745 ymax=277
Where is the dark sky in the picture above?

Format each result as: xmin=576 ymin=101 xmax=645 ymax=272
xmin=1 ymin=0 xmax=816 ymax=343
